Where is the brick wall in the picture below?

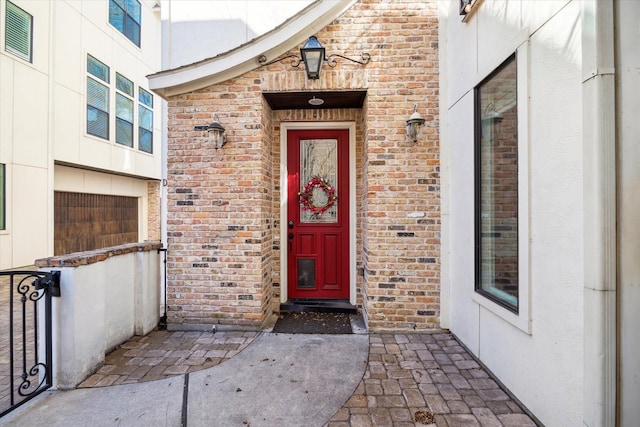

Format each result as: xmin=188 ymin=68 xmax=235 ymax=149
xmin=165 ymin=0 xmax=439 ymax=330
xmin=166 ymin=73 xmax=266 ymax=328
xmin=147 ymin=180 xmax=161 ymax=242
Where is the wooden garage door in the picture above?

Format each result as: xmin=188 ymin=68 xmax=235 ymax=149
xmin=54 ymin=192 xmax=138 ymax=255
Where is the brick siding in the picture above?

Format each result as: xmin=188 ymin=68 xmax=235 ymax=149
xmin=165 ymin=0 xmax=439 ymax=330
xmin=147 ymin=180 xmax=162 ymax=242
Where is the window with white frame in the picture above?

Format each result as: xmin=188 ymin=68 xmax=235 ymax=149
xmin=109 ymin=0 xmax=141 ymax=47
xmin=5 ymin=1 xmax=32 ymax=62
xmin=138 ymin=88 xmax=153 ymax=153
xmin=475 ymin=54 xmax=519 ymax=312
xmin=86 ymin=54 xmax=153 ymax=153
xmin=87 ymin=55 xmax=110 ymax=140
xmin=116 ymin=73 xmax=134 ymax=147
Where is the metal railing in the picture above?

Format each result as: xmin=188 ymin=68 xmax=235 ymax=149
xmin=0 ymin=270 xmax=59 ymax=417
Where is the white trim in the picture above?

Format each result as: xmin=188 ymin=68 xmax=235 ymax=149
xmin=472 ymin=43 xmax=531 ymax=334
xmin=148 ymin=0 xmax=357 ymax=98
xmin=438 ymin=1 xmax=450 ymax=330
xmin=280 ymin=122 xmax=357 ymax=305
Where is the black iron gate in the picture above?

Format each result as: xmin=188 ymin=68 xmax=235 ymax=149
xmin=0 ymin=270 xmax=60 ymax=417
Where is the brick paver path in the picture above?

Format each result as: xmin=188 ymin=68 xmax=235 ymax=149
xmin=0 ymin=272 xmax=539 ymax=425
xmin=326 ymin=333 xmax=538 ymax=427
xmin=78 ymin=330 xmax=258 ymax=387
xmin=79 ymin=330 xmax=539 ymax=426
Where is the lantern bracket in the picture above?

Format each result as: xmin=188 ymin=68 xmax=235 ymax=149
xmin=257 ymin=36 xmax=370 ymax=80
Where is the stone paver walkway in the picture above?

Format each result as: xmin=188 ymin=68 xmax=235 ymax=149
xmin=79 ymin=330 xmax=538 ymax=426
xmin=327 ymin=333 xmax=538 ymax=426
xmin=78 ymin=330 xmax=258 ymax=387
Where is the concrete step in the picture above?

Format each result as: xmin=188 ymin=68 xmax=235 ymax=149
xmin=279 ymin=298 xmax=358 ymax=314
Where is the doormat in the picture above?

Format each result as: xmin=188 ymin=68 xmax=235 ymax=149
xmin=272 ymin=311 xmax=353 ymax=334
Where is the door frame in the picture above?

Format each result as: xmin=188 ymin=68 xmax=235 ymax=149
xmin=280 ymin=121 xmax=357 ymax=305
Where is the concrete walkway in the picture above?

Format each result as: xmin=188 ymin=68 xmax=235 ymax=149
xmin=0 ymin=331 xmax=539 ymax=427
xmin=1 ymin=334 xmax=369 ymax=427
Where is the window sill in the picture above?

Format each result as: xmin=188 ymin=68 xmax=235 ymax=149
xmin=473 ymin=291 xmax=531 ymax=334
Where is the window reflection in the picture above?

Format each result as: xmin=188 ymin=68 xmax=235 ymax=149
xmin=476 ymin=55 xmax=519 ymax=311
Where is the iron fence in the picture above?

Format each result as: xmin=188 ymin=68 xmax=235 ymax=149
xmin=0 ymin=270 xmax=59 ymax=417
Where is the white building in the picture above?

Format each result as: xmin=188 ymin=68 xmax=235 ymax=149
xmin=0 ymin=0 xmax=163 ymax=269
xmin=440 ymin=0 xmax=639 ymax=425
xmin=158 ymin=0 xmax=313 ymax=70
xmin=3 ymin=0 xmax=638 ymax=424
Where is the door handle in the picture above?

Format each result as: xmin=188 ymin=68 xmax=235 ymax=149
xmin=288 ymin=232 xmax=294 ymax=251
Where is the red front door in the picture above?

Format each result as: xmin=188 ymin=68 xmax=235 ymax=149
xmin=287 ymin=129 xmax=350 ymax=299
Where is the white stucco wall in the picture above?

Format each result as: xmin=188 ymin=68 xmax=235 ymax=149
xmin=0 ymin=0 xmax=162 ymax=269
xmin=160 ymin=0 xmax=313 ymax=69
xmin=52 ymin=0 xmax=162 ymax=178
xmin=440 ymin=1 xmax=583 ymax=425
xmin=0 ymin=1 xmax=51 ymax=268
xmin=43 ymin=246 xmax=161 ymax=389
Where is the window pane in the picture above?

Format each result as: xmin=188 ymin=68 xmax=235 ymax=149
xmin=138 ymin=128 xmax=152 ymax=153
xmin=116 ymin=73 xmax=133 ymax=96
xmin=110 ymin=0 xmax=139 ymax=46
xmin=300 ymin=139 xmax=338 ymax=223
xmin=126 ymin=0 xmax=141 ymax=23
xmin=116 ymin=93 xmax=133 ymax=122
xmin=116 ymin=93 xmax=133 ymax=146
xmin=138 ymin=105 xmax=152 ymax=153
xmin=87 ymin=106 xmax=109 ymax=139
xmin=139 ymin=105 xmax=152 ymax=130
xmin=5 ymin=1 xmax=32 ymax=62
xmin=87 ymin=78 xmax=109 ymax=111
xmin=109 ymin=1 xmax=125 ymax=32
xmin=87 ymin=55 xmax=109 ymax=83
xmin=139 ymin=88 xmax=153 ymax=107
xmin=475 ymin=56 xmax=518 ymax=312
xmin=138 ymin=105 xmax=152 ymax=129
xmin=0 ymin=164 xmax=5 ymax=230
xmin=125 ymin=17 xmax=140 ymax=46
xmin=116 ymin=117 xmax=133 ymax=147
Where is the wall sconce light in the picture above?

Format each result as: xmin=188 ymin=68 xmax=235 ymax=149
xmin=406 ymin=104 xmax=426 ymax=142
xmin=194 ymin=114 xmax=226 ymax=149
xmin=300 ymin=35 xmax=325 ymax=79
xmin=258 ymin=35 xmax=370 ymax=80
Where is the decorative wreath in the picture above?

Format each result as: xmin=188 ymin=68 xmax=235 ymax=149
xmin=298 ymin=176 xmax=337 ymax=216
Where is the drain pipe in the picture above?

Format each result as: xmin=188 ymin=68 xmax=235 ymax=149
xmin=581 ymin=0 xmax=616 ymax=425
xmin=158 ymin=247 xmax=168 ymax=329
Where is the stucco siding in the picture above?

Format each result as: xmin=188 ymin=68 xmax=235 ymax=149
xmin=0 ymin=0 xmax=163 ymax=269
xmin=441 ymin=1 xmax=583 ymax=425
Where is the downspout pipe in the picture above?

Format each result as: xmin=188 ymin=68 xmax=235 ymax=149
xmin=581 ymin=1 xmax=616 ymax=426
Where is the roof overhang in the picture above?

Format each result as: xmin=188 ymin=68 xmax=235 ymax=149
xmin=148 ymin=0 xmax=357 ymax=99
xmin=263 ymin=90 xmax=367 ymax=110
